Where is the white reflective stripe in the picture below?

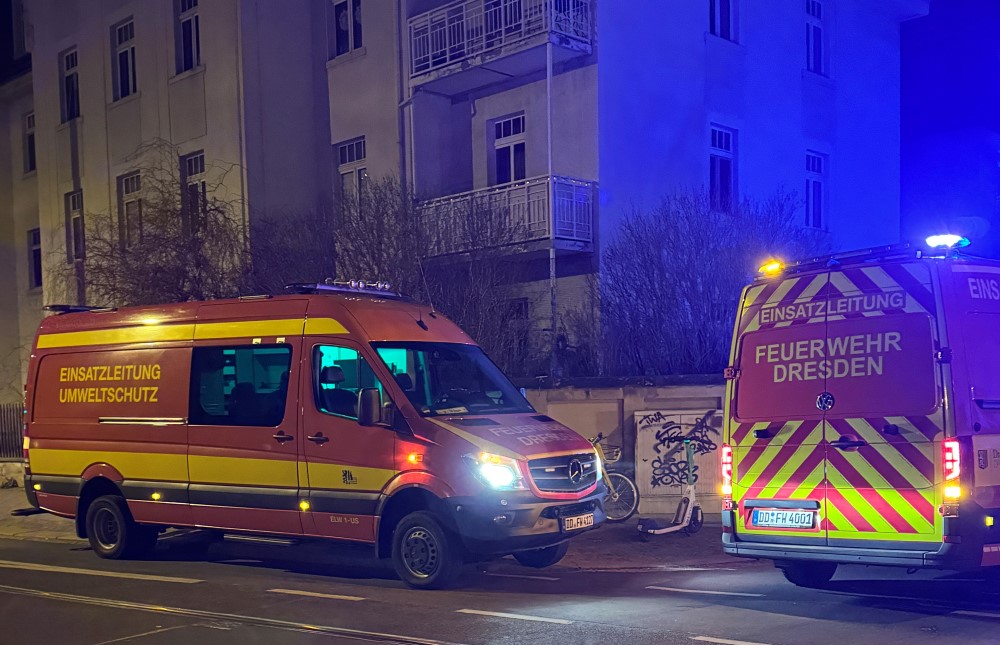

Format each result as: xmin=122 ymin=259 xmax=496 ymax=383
xmin=456 ymin=609 xmax=572 ymax=624
xmin=952 ymin=265 xmax=1000 ymax=274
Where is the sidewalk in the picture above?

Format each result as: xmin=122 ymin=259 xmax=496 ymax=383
xmin=0 ymin=488 xmax=740 ymax=569
xmin=0 ymin=486 xmax=81 ymax=543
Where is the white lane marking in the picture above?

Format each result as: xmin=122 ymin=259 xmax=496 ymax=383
xmin=268 ymin=588 xmax=366 ymax=602
xmin=953 ymin=610 xmax=1000 ymax=620
xmin=483 ymin=572 xmax=560 ymax=581
xmin=577 ymin=566 xmax=736 ymax=573
xmin=92 ymin=626 xmax=187 ymax=645
xmin=0 ymin=559 xmax=202 ymax=584
xmin=647 ymin=585 xmax=764 ymax=598
xmin=691 ymin=636 xmax=772 ymax=645
xmin=456 ymin=609 xmax=572 ymax=625
xmin=0 ymin=584 xmax=465 ymax=645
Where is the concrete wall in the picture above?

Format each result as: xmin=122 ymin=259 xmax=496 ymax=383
xmin=525 ymin=381 xmax=726 ymax=514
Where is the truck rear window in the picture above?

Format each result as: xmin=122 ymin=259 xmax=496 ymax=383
xmin=736 ymin=313 xmax=938 ymax=420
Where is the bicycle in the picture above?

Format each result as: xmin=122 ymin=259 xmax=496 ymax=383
xmin=591 ymin=433 xmax=640 ymax=523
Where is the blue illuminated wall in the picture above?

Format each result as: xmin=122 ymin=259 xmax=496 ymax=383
xmin=902 ymin=0 xmax=1000 ymax=259
xmin=596 ymin=0 xmax=925 ymax=252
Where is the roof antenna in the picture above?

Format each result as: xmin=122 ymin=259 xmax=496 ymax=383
xmin=418 ymin=258 xmax=437 ymax=319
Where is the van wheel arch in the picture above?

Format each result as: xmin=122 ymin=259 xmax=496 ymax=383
xmin=376 ymin=487 xmax=452 ymax=559
xmin=76 ymin=477 xmax=124 ymax=539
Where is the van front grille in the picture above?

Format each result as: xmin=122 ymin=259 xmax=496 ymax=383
xmin=528 ymin=453 xmax=598 ymax=493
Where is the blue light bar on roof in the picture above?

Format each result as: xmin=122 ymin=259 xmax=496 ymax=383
xmin=925 ymin=234 xmax=970 ymax=250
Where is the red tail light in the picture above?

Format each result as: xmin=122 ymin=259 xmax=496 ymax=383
xmin=721 ymin=444 xmax=733 ymax=496
xmin=943 ymin=439 xmax=961 ymax=481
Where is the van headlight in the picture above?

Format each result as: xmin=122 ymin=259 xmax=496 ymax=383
xmin=465 ymin=452 xmax=526 ymax=490
xmin=594 ymin=451 xmax=602 ymax=480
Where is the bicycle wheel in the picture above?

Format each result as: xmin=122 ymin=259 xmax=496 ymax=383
xmin=604 ymin=472 xmax=639 ymax=522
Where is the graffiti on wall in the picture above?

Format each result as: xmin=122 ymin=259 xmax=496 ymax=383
xmin=637 ymin=410 xmax=720 ymax=488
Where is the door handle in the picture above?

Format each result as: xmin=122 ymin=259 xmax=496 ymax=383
xmin=307 ymin=433 xmax=330 ymax=445
xmin=272 ymin=431 xmax=294 ymax=443
xmin=830 ymin=437 xmax=867 ymax=450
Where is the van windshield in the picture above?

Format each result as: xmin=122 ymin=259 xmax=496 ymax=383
xmin=372 ymin=342 xmax=533 ymax=417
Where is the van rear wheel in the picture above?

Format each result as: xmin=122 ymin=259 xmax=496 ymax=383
xmin=86 ymin=495 xmax=158 ymax=560
xmin=778 ymin=561 xmax=837 ymax=588
xmin=391 ymin=511 xmax=464 ymax=589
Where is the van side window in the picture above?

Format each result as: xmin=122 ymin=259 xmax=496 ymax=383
xmin=313 ymin=345 xmax=384 ymax=419
xmin=190 ymin=345 xmax=292 ymax=426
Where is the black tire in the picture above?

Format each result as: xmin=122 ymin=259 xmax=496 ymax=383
xmin=684 ymin=506 xmax=704 ymax=535
xmin=513 ymin=542 xmax=569 ymax=568
xmin=604 ymin=472 xmax=639 ymax=522
xmin=778 ymin=561 xmax=837 ymax=588
xmin=391 ymin=511 xmax=464 ymax=589
xmin=85 ymin=495 xmax=158 ymax=560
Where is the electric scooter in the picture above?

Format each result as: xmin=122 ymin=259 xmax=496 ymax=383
xmin=636 ymin=438 xmax=704 ymax=536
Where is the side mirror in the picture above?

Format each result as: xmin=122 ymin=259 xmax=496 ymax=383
xmin=358 ymin=388 xmax=382 ymax=426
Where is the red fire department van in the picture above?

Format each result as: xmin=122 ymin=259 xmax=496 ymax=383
xmin=722 ymin=241 xmax=1000 ymax=587
xmin=22 ymin=283 xmax=605 ymax=588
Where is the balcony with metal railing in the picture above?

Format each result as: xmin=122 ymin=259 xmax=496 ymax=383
xmin=419 ymin=175 xmax=595 ymax=257
xmin=408 ymin=0 xmax=592 ymax=94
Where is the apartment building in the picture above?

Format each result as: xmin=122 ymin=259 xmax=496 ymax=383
xmin=0 ymin=0 xmax=929 ymax=397
xmin=0 ymin=0 xmax=332 ymax=402
xmin=327 ymin=0 xmax=928 ymax=365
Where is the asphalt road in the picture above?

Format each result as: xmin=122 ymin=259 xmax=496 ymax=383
xmin=2 ymin=534 xmax=1000 ymax=645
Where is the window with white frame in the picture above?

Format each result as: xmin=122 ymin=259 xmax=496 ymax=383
xmin=66 ymin=191 xmax=85 ymax=262
xmin=806 ymin=0 xmax=825 ymax=75
xmin=337 ymin=137 xmax=367 ymax=198
xmin=805 ymin=152 xmax=826 ymax=228
xmin=493 ymin=114 xmax=526 ymax=185
xmin=28 ymin=228 xmax=42 ymax=289
xmin=327 ymin=0 xmax=363 ymax=59
xmin=23 ymin=112 xmax=35 ymax=174
xmin=710 ymin=125 xmax=736 ymax=211
xmin=119 ymin=172 xmax=142 ymax=246
xmin=181 ymin=151 xmax=207 ymax=231
xmin=176 ymin=0 xmax=201 ymax=73
xmin=113 ymin=19 xmax=137 ymax=100
xmin=61 ymin=49 xmax=80 ymax=122
xmin=710 ymin=0 xmax=736 ymax=42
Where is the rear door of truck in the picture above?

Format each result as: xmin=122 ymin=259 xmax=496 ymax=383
xmin=822 ymin=262 xmax=942 ymax=546
xmin=730 ymin=270 xmax=831 ymax=545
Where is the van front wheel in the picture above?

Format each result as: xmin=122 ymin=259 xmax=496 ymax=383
xmin=778 ymin=561 xmax=837 ymax=588
xmin=391 ymin=511 xmax=464 ymax=589
xmin=513 ymin=542 xmax=569 ymax=568
xmin=86 ymin=495 xmax=158 ymax=560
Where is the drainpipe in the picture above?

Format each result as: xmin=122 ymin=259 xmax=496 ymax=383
xmin=546 ymin=9 xmax=557 ymax=378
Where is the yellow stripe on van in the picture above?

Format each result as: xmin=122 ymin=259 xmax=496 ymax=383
xmin=306 ymin=463 xmax=397 ymax=491
xmin=30 ymin=449 xmax=188 ymax=482
xmin=304 ymin=318 xmax=349 ymax=335
xmin=427 ymin=418 xmax=524 ymax=460
xmin=37 ymin=317 xmax=349 ymax=349
xmin=193 ymin=319 xmax=305 ymax=340
xmin=37 ymin=325 xmax=196 ymax=349
xmin=188 ymin=455 xmax=298 ymax=488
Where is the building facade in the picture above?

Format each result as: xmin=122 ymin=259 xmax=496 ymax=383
xmin=0 ymin=0 xmax=928 ymax=401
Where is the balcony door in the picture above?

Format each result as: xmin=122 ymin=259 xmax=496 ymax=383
xmin=494 ymin=114 xmax=526 ymax=185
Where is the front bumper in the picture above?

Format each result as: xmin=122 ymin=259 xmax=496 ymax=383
xmin=447 ymin=486 xmax=606 ymax=555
